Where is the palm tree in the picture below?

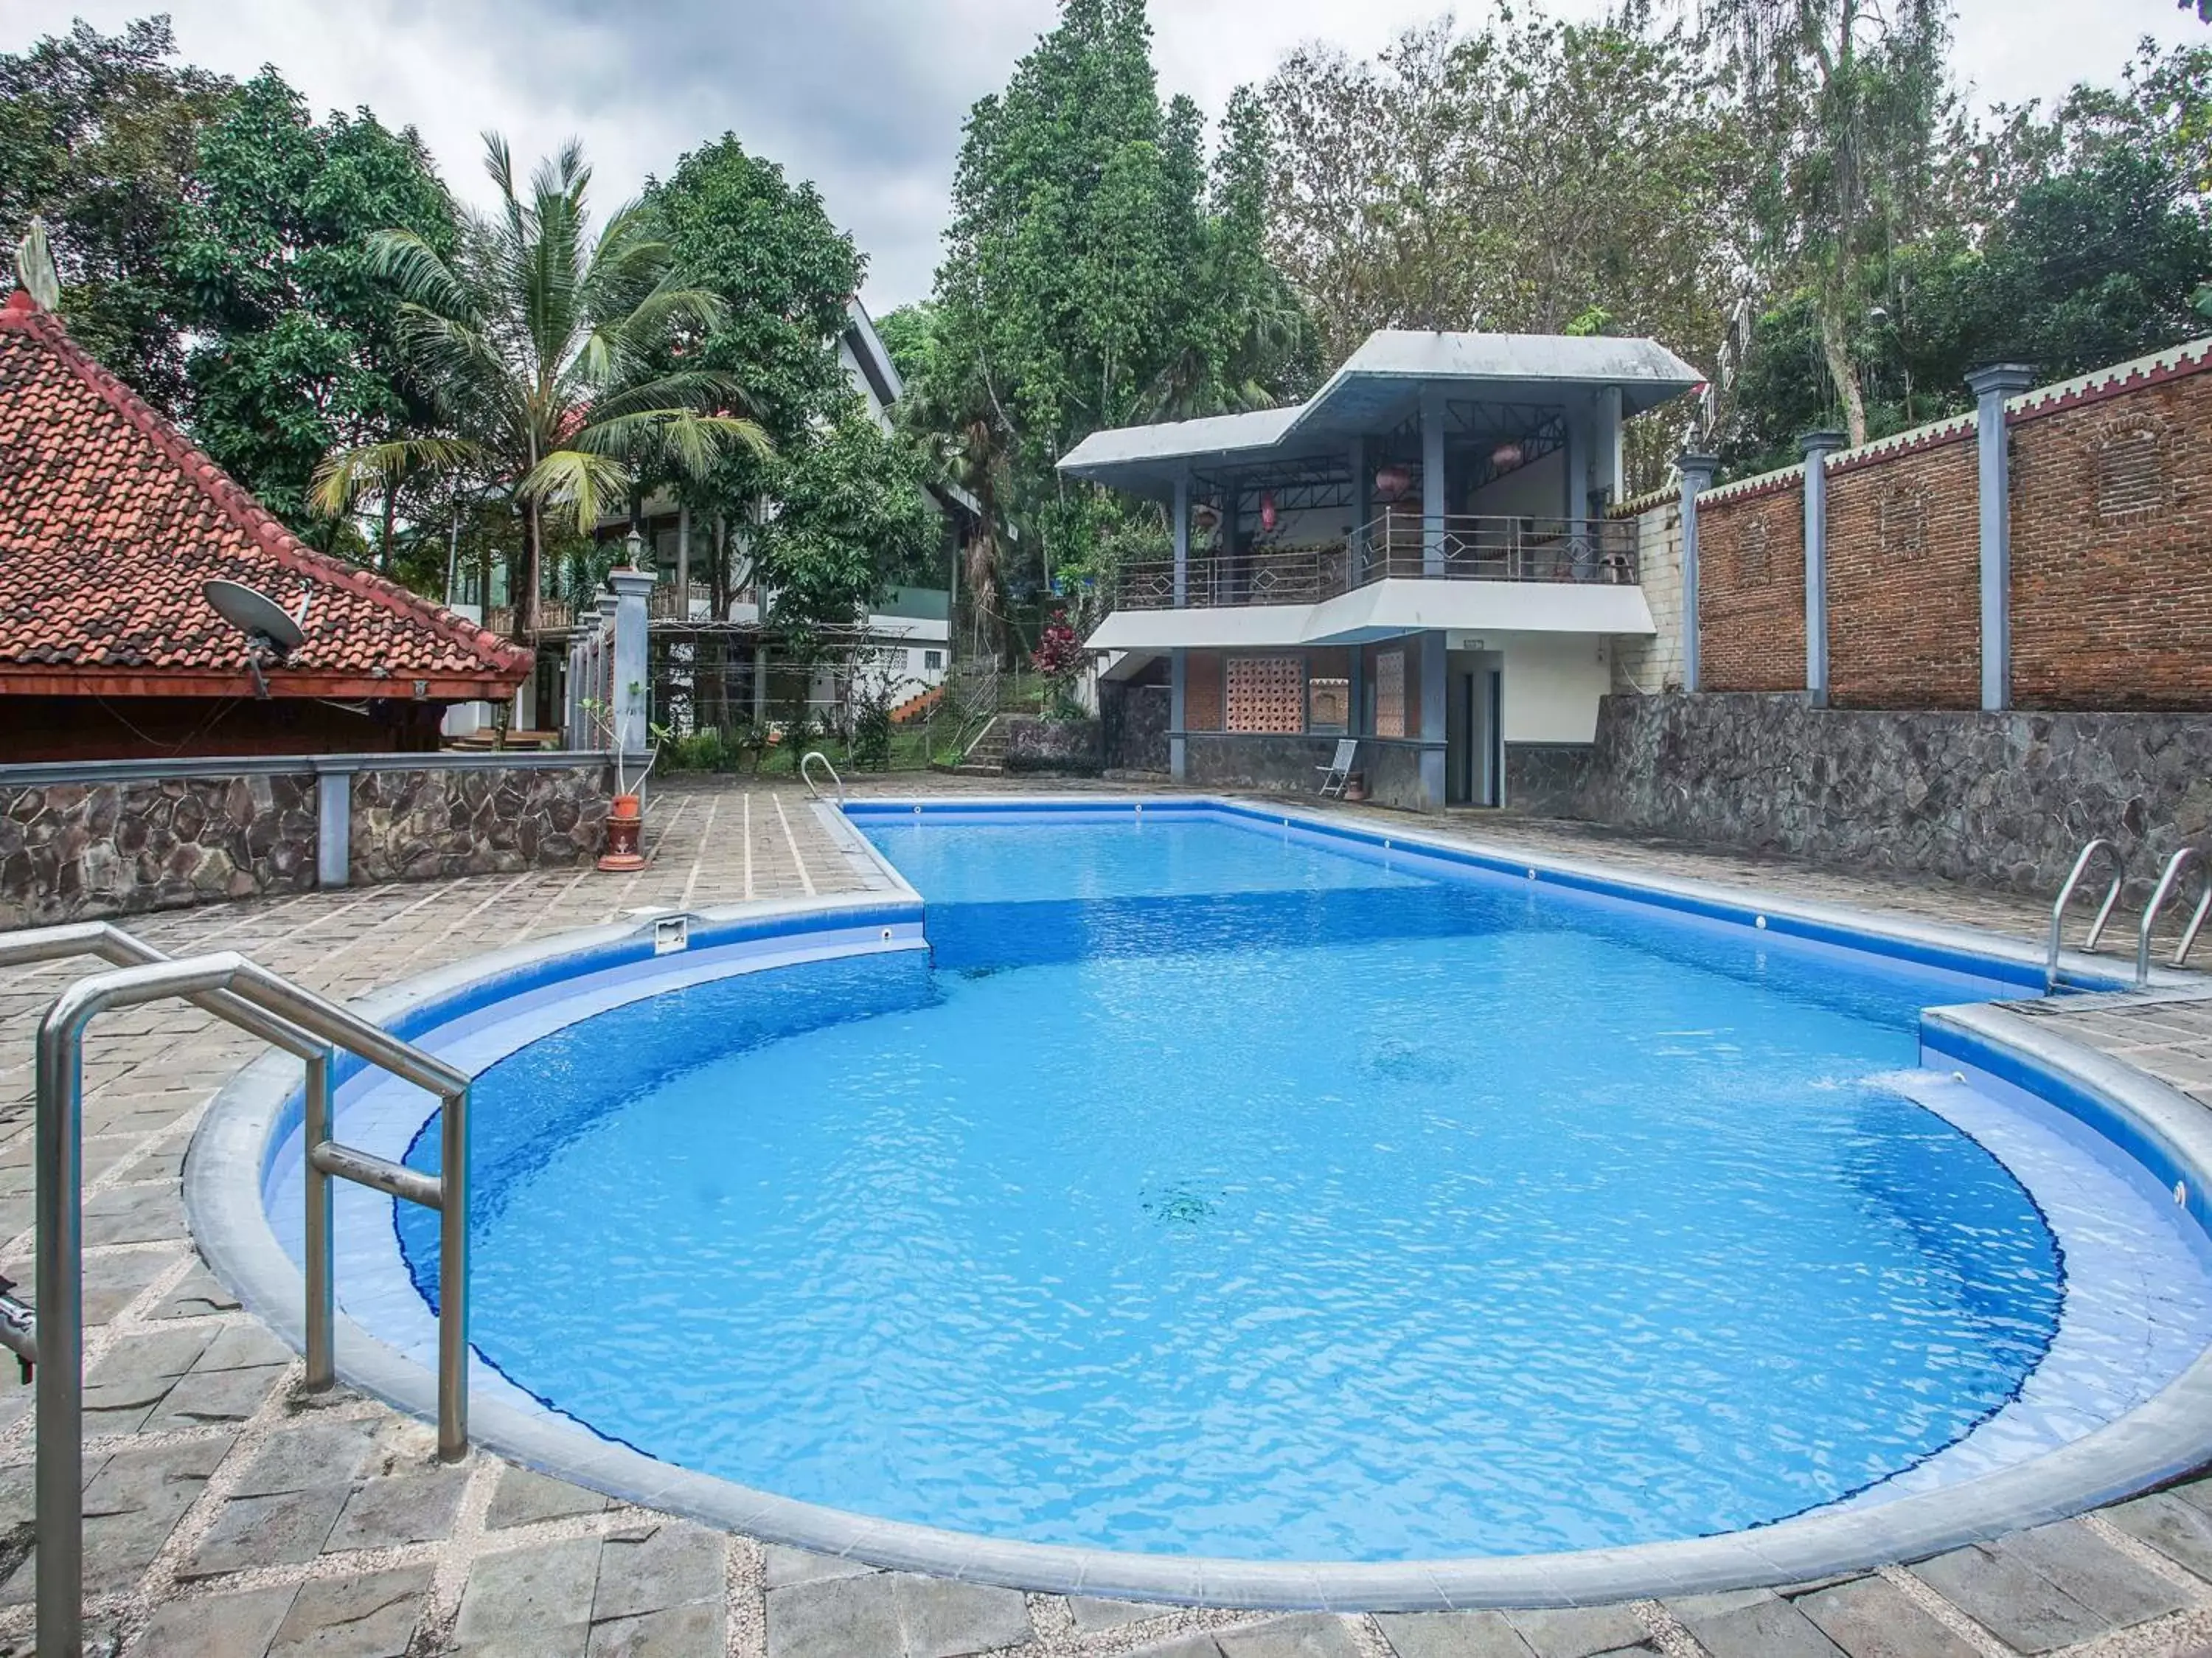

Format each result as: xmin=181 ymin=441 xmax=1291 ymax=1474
xmin=313 ymin=134 xmax=768 ymax=637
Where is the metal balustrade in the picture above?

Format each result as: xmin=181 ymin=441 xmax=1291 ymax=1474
xmin=0 ymin=925 xmax=470 ymax=1658
xmin=1113 ymin=515 xmax=1639 ymax=611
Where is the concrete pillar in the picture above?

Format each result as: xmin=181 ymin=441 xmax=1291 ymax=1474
xmin=1349 ymin=646 xmax=1366 ymax=738
xmin=312 ymin=762 xmax=351 ymax=889
xmin=752 ymin=642 xmax=769 ymax=726
xmin=675 ymin=503 xmax=690 ymax=610
xmin=1565 ymin=406 xmax=1590 ymax=521
xmin=1169 ymin=648 xmax=1189 ymax=781
xmin=1349 ymin=435 xmax=1371 ymax=580
xmin=1966 ymin=363 xmax=2034 ymax=712
xmin=1419 ymin=631 xmax=1448 ymax=809
xmin=1421 ymin=384 xmax=1447 ymax=575
xmin=1220 ymin=476 xmax=1241 ymax=601
xmin=1172 ymin=473 xmax=1192 ymax=608
xmin=1596 ymin=385 xmax=1624 ymax=511
xmin=1800 ymin=430 xmax=1844 ymax=706
xmin=1677 ymin=454 xmax=1719 ymax=693
xmin=609 ymin=568 xmax=653 ymax=757
xmin=563 ymin=637 xmax=583 ymax=746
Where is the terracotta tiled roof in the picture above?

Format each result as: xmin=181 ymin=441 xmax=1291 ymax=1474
xmin=0 ymin=289 xmax=531 ymax=698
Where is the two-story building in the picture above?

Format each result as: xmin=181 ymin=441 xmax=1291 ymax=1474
xmin=1061 ymin=330 xmax=1701 ymax=811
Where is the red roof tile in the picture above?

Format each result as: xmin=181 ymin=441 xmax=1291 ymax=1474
xmin=0 ymin=289 xmax=532 ymax=698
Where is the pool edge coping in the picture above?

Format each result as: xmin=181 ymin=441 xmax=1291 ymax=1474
xmin=184 ymin=800 xmax=2212 ymax=1612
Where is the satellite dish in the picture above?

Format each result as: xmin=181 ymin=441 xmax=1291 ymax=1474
xmin=204 ymin=579 xmax=306 ymax=656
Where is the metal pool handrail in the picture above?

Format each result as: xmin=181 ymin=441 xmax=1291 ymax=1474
xmin=2048 ymin=837 xmax=2125 ymax=988
xmin=2139 ymin=847 xmax=2212 ymax=986
xmin=801 ymin=749 xmax=845 ymax=804
xmin=1 ymin=932 xmax=470 ymax=1658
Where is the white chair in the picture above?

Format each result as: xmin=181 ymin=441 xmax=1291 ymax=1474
xmin=1316 ymin=738 xmax=1359 ymax=798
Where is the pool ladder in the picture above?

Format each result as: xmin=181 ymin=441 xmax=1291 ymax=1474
xmin=801 ymin=749 xmax=846 ymax=805
xmin=2050 ymin=838 xmax=2212 ymax=988
xmin=0 ymin=923 xmax=473 ymax=1658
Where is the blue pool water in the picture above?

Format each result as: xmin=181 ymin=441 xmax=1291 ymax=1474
xmin=400 ymin=809 xmax=2065 ymax=1560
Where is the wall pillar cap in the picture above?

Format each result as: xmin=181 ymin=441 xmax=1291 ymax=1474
xmin=1677 ymin=453 xmax=1719 ymax=485
xmin=1799 ymin=429 xmax=1846 ymax=457
xmin=607 ymin=569 xmax=656 ymax=597
xmin=1964 ymin=362 xmax=2036 ymax=398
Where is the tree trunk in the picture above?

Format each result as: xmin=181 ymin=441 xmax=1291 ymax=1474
xmin=518 ymin=501 xmax=542 ymax=640
xmin=1818 ymin=294 xmax=1868 ymax=448
xmin=379 ymin=490 xmax=397 ymax=573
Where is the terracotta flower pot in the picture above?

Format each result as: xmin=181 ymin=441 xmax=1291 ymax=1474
xmin=597 ymin=792 xmax=647 ymax=873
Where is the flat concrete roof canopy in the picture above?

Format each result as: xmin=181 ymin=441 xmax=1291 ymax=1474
xmin=1058 ymin=329 xmax=1705 ymax=499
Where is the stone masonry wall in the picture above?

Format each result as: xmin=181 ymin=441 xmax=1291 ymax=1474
xmin=1696 ymin=474 xmax=1806 ymax=693
xmin=1579 ymin=690 xmax=2212 ymax=895
xmin=1101 ymin=682 xmax=1169 ymax=774
xmin=0 ymin=774 xmax=317 ymax=926
xmin=2011 ymin=364 xmax=2212 ymax=710
xmin=1827 ymin=431 xmax=1982 ymax=710
xmin=349 ymin=763 xmax=611 ymax=884
xmin=1001 ymin=715 xmax=1105 ymax=775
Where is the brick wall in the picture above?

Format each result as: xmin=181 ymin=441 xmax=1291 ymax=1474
xmin=1695 ymin=474 xmax=1806 ymax=692
xmin=1826 ymin=433 xmax=1981 ymax=709
xmin=1683 ymin=337 xmax=2212 ymax=712
xmin=2010 ymin=366 xmax=2212 ymax=710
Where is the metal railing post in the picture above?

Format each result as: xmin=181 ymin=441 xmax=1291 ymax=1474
xmin=32 ymin=995 xmax=85 ymax=1658
xmin=303 ymin=1047 xmax=335 ymax=1390
xmin=439 ymin=1083 xmax=470 ymax=1461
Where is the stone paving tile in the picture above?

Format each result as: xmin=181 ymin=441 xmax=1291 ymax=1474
xmin=1070 ymin=1592 xmax=1169 ymax=1633
xmin=2110 ymin=1491 xmax=2212 ymax=1579
xmin=485 ymin=1463 xmax=611 ymax=1530
xmin=1997 ymin=1518 xmax=2196 ymax=1628
xmin=323 ymin=1463 xmax=468 ymax=1550
xmin=891 ymin=1572 xmax=1033 ymax=1657
xmin=591 ymin=1520 xmax=725 ymax=1621
xmin=268 ymin=1563 xmax=434 ymax=1657
xmin=1216 ymin=1612 xmax=1369 ymax=1657
xmin=765 ymin=1570 xmax=903 ymax=1658
xmin=453 ymin=1535 xmax=605 ymax=1643
xmin=131 ymin=1582 xmax=298 ymax=1658
xmin=183 ymin=1484 xmax=349 ymax=1576
xmin=1506 ymin=1604 xmax=1654 ymax=1657
xmin=1912 ymin=1540 xmax=2120 ymax=1652
xmin=586 ymin=1600 xmax=726 ymax=1657
xmin=1667 ymin=1587 xmax=1845 ymax=1657
xmin=1375 ymin=1608 xmax=1540 ymax=1656
xmin=1793 ymin=1575 xmax=1983 ymax=1657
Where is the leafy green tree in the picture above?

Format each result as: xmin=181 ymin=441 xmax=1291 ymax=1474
xmin=918 ymin=0 xmax=1308 ymax=653
xmin=753 ymin=405 xmax=938 ymax=631
xmin=0 ymin=15 xmax=231 ymax=409
xmin=170 ymin=70 xmax=455 ymax=530
xmin=874 ymin=302 xmax=940 ymax=386
xmin=1705 ymin=0 xmax=1952 ymax=445
xmin=313 ymin=136 xmax=768 ymax=637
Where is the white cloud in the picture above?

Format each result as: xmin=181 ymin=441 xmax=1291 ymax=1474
xmin=7 ymin=0 xmax=2205 ymax=311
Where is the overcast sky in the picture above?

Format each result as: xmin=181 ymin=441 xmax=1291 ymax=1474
xmin=8 ymin=1 xmax=2205 ymax=312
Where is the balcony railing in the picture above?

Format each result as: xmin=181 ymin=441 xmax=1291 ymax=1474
xmin=1113 ymin=514 xmax=1639 ymax=611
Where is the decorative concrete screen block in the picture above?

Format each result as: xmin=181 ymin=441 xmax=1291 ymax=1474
xmin=1308 ymin=677 xmax=1350 ymax=734
xmin=1375 ymin=649 xmax=1407 ymax=738
xmin=0 ymin=773 xmax=316 ymax=926
xmin=1225 ymin=655 xmax=1306 ymax=734
xmin=350 ymin=764 xmax=611 ymax=883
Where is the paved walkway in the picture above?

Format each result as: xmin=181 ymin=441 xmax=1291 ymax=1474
xmin=1 ymin=777 xmax=2212 ymax=1657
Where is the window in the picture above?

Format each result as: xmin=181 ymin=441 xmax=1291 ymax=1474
xmin=923 ymin=649 xmax=943 ymax=671
xmin=1374 ymin=649 xmax=1406 ymax=739
xmin=1225 ymin=655 xmax=1305 ymax=733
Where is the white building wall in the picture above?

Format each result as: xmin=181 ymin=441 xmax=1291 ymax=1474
xmin=1464 ymin=448 xmax=1568 ymax=518
xmin=1497 ymin=631 xmax=1614 ymax=743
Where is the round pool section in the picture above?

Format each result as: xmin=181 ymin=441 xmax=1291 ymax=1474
xmin=201 ymin=799 xmax=2212 ymax=1602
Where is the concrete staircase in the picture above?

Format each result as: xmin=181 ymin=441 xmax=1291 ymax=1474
xmin=890 ymin=684 xmax=945 ymax=725
xmin=951 ymin=715 xmax=1007 ymax=776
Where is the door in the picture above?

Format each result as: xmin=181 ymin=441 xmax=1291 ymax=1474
xmin=1445 ymin=670 xmax=1472 ymax=805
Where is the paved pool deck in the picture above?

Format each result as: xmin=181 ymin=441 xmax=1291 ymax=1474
xmin=4 ymin=774 xmax=2212 ymax=1657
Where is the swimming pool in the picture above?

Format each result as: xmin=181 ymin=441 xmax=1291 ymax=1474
xmin=198 ymin=797 xmax=2212 ymax=1603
